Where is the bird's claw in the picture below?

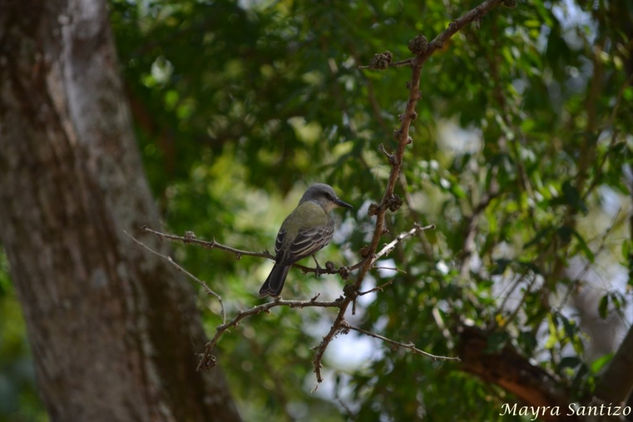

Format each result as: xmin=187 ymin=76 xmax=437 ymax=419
xmin=312 ymin=256 xmax=322 ymax=278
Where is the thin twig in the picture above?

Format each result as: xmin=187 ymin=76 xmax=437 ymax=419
xmin=372 ymin=266 xmax=406 ymax=274
xmin=497 ymin=272 xmax=529 ymax=316
xmin=554 ymin=208 xmax=627 ymax=313
xmin=125 ymin=230 xmax=227 ymax=323
xmin=503 ymin=274 xmax=538 ymax=328
xmin=197 ymin=297 xmax=343 ymax=370
xmin=345 ymin=323 xmax=460 ymax=361
xmin=373 ymin=224 xmax=435 ymax=265
xmin=358 ymin=278 xmax=396 ymax=296
xmin=431 ymin=307 xmax=453 ymax=344
xmin=399 ymin=173 xmax=433 ymax=255
xmin=144 ymin=226 xmax=355 ymax=277
xmin=143 ymin=226 xmax=273 ymax=259
xmin=358 ymin=57 xmax=415 ymax=69
xmin=378 ymin=143 xmax=396 ymax=165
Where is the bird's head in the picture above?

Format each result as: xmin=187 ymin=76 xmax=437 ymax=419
xmin=300 ymin=183 xmax=353 ymax=212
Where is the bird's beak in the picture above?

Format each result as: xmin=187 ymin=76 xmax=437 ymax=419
xmin=334 ymin=197 xmax=353 ymax=210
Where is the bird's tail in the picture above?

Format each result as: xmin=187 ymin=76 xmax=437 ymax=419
xmin=259 ymin=262 xmax=291 ymax=297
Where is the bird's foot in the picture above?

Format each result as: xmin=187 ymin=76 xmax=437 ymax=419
xmin=312 ymin=255 xmax=322 ymax=277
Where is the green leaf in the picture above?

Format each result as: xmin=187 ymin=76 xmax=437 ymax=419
xmin=590 ymin=353 xmax=613 ymax=374
xmin=598 ymin=294 xmax=609 ymax=319
xmin=560 ymin=314 xmax=576 ymax=339
xmin=559 ymin=356 xmax=582 ymax=370
xmin=491 ymin=258 xmax=512 ymax=275
xmin=571 ymin=229 xmax=595 ymax=262
xmin=561 ymin=180 xmax=588 ymax=214
xmin=485 ymin=331 xmax=509 ymax=353
xmin=524 ymin=227 xmax=553 ymax=249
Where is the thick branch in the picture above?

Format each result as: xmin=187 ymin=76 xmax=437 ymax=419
xmin=457 ymin=325 xmax=577 ymax=422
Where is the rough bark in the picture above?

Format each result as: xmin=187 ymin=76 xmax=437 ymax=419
xmin=0 ymin=1 xmax=241 ymax=421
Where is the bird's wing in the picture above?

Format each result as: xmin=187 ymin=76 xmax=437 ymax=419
xmin=285 ymin=224 xmax=334 ymax=262
xmin=274 ymin=228 xmax=285 ymax=256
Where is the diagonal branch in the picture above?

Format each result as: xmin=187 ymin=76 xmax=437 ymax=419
xmin=457 ymin=325 xmax=576 ymax=421
xmin=197 ymin=295 xmax=343 ymax=371
xmin=312 ymin=0 xmax=504 ymax=384
xmin=125 ymin=231 xmax=227 ymax=323
xmin=373 ymin=223 xmax=435 ymax=264
xmin=361 ymin=0 xmax=504 ymax=71
xmin=346 ymin=323 xmax=460 ymax=362
xmin=358 ymin=278 xmax=396 ymax=296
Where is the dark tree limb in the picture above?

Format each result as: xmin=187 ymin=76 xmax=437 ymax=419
xmin=457 ymin=325 xmax=578 ymax=422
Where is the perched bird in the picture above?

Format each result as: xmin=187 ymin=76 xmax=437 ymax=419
xmin=259 ymin=183 xmax=353 ymax=297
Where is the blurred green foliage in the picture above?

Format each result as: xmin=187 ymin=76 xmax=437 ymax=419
xmin=2 ymin=0 xmax=632 ymax=420
xmin=0 ymin=251 xmax=47 ymax=422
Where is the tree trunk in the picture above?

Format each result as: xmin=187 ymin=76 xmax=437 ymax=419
xmin=0 ymin=1 xmax=241 ymax=421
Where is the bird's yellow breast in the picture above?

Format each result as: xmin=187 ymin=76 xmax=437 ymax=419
xmin=281 ymin=201 xmax=330 ymax=239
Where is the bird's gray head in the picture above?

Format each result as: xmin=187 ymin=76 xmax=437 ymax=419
xmin=300 ymin=183 xmax=353 ymax=212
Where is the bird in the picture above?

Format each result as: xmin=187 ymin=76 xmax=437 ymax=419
xmin=259 ymin=183 xmax=353 ymax=297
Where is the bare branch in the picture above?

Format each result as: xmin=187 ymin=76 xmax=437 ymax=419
xmin=359 ymin=57 xmax=414 ymax=70
xmin=125 ymin=231 xmax=227 ymax=323
xmin=143 ymin=226 xmax=273 ymax=259
xmin=373 ymin=223 xmax=434 ymax=265
xmin=143 ymin=226 xmax=365 ymax=279
xmin=346 ymin=323 xmax=460 ymax=362
xmin=359 ymin=0 xmax=504 ymax=70
xmin=139 ymin=222 xmax=433 ymax=371
xmin=426 ymin=0 xmax=504 ymax=55
xmin=197 ymin=296 xmax=343 ymax=371
xmin=458 ymin=324 xmax=574 ymax=418
xmin=358 ymin=278 xmax=396 ymax=296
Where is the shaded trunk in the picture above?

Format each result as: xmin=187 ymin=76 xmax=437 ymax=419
xmin=0 ymin=1 xmax=241 ymax=420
